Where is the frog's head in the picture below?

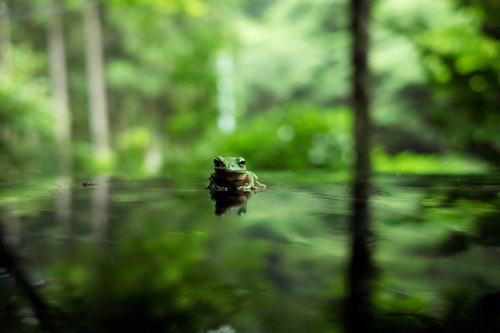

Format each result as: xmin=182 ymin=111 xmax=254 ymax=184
xmin=213 ymin=156 xmax=247 ymax=173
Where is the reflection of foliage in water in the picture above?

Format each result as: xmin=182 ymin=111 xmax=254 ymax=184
xmin=420 ymin=177 xmax=500 ymax=251
xmin=37 ymin=186 xmax=336 ymax=332
xmin=368 ymin=175 xmax=500 ymax=332
xmin=43 ymin=213 xmax=271 ymax=332
xmin=2 ymin=174 xmax=500 ymax=332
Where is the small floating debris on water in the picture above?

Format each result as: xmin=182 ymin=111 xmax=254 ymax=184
xmin=83 ymin=182 xmax=96 ymax=187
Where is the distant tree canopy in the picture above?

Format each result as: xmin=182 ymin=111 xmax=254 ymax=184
xmin=1 ymin=0 xmax=499 ymax=176
xmin=237 ymin=0 xmax=500 ymax=167
xmin=0 ymin=45 xmax=55 ymax=176
xmin=105 ymin=0 xmax=232 ymax=141
xmin=415 ymin=0 xmax=500 ymax=166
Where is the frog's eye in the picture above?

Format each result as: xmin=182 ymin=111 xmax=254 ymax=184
xmin=214 ymin=158 xmax=222 ymax=167
xmin=238 ymin=159 xmax=246 ymax=167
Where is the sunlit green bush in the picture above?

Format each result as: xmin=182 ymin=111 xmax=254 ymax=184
xmin=373 ymin=147 xmax=488 ymax=174
xmin=207 ymin=105 xmax=354 ymax=170
xmin=186 ymin=104 xmax=486 ymax=174
xmin=116 ymin=126 xmax=152 ymax=173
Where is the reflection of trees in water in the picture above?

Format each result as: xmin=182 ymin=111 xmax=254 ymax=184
xmin=1 ymin=174 xmax=500 ymax=331
xmin=55 ymin=176 xmax=71 ymax=240
xmin=340 ymin=0 xmax=500 ymax=330
xmin=91 ymin=175 xmax=109 ymax=240
xmin=419 ymin=177 xmax=500 ymax=254
xmin=342 ymin=174 xmax=500 ymax=331
xmin=0 ymin=224 xmax=59 ymax=332
xmin=343 ymin=0 xmax=375 ymax=331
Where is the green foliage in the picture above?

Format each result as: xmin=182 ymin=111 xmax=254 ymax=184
xmin=212 ymin=105 xmax=353 ymax=170
xmin=109 ymin=0 xmax=209 ymax=16
xmin=236 ymin=0 xmax=486 ymax=171
xmin=238 ymin=0 xmax=350 ymax=112
xmin=5 ymin=0 xmax=500 ymax=175
xmin=408 ymin=0 xmax=500 ymax=166
xmin=0 ymin=45 xmax=55 ymax=178
xmin=105 ymin=0 xmax=232 ymax=143
xmin=116 ymin=126 xmax=151 ymax=173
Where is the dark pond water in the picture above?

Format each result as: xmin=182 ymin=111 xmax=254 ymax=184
xmin=1 ymin=171 xmax=500 ymax=332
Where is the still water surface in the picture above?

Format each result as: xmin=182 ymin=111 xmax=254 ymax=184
xmin=1 ymin=171 xmax=500 ymax=332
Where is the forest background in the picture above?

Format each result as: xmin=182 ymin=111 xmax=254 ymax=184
xmin=1 ymin=0 xmax=499 ymax=178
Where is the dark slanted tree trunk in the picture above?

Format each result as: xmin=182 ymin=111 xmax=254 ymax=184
xmin=344 ymin=0 xmax=375 ymax=332
xmin=83 ymin=0 xmax=110 ymax=159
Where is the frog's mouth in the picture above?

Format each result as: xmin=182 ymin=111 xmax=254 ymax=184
xmin=214 ymin=169 xmax=247 ymax=181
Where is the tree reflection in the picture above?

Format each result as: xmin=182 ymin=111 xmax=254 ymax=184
xmin=344 ymin=176 xmax=375 ymax=332
xmin=90 ymin=175 xmax=109 ymax=240
xmin=343 ymin=0 xmax=376 ymax=331
xmin=0 ymin=224 xmax=60 ymax=332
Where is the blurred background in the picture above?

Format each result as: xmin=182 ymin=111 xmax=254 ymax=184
xmin=0 ymin=0 xmax=499 ymax=178
xmin=3 ymin=2 xmax=500 ymax=332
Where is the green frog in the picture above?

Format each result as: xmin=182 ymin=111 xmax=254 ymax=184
xmin=207 ymin=156 xmax=266 ymax=191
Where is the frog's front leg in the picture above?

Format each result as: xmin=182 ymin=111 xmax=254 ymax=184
xmin=246 ymin=171 xmax=266 ymax=190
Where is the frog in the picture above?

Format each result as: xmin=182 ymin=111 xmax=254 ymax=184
xmin=207 ymin=156 xmax=266 ymax=191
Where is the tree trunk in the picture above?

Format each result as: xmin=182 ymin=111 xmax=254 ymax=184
xmin=83 ymin=0 xmax=110 ymax=159
xmin=48 ymin=0 xmax=72 ymax=175
xmin=48 ymin=0 xmax=73 ymax=236
xmin=0 ymin=0 xmax=11 ymax=74
xmin=216 ymin=50 xmax=236 ymax=133
xmin=344 ymin=0 xmax=375 ymax=332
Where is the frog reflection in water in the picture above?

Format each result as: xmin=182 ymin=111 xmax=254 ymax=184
xmin=207 ymin=156 xmax=266 ymax=191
